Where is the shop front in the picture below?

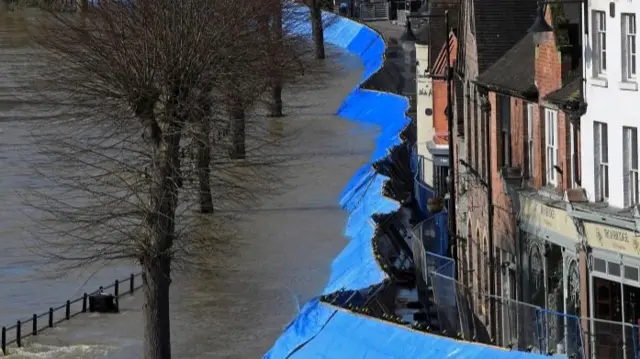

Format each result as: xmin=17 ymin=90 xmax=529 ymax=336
xmin=584 ymin=221 xmax=640 ymax=359
xmin=517 ymin=195 xmax=583 ymax=355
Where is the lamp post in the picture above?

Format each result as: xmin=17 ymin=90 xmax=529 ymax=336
xmin=402 ymin=11 xmax=457 ymax=260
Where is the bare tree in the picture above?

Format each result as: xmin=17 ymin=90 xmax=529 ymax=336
xmin=309 ymin=0 xmax=326 ymax=59
xmin=25 ymin=0 xmax=293 ymax=358
xmin=268 ymin=1 xmax=285 ymax=117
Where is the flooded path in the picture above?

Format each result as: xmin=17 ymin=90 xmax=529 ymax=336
xmin=0 ymin=10 xmax=376 ymax=358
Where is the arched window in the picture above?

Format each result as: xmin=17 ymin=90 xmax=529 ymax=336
xmin=567 ymin=259 xmax=580 ymax=314
xmin=529 ymin=244 xmax=545 ymax=307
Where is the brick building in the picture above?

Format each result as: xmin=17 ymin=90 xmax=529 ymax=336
xmin=465 ymin=3 xmax=587 ymax=352
xmin=452 ymin=0 xmax=538 ymax=342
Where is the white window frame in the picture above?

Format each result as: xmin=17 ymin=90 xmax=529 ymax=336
xmin=594 ymin=121 xmax=609 ymax=201
xmin=622 ymin=13 xmax=637 ymax=81
xmin=545 ymin=109 xmax=559 ymax=186
xmin=593 ymin=10 xmax=607 ymax=76
xmin=624 ymin=127 xmax=639 ymax=206
xmin=527 ymin=104 xmax=535 ymax=179
xmin=570 ymin=122 xmax=576 ymax=188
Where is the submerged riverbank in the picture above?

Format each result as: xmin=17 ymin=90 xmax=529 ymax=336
xmin=3 ymin=44 xmax=378 ymax=358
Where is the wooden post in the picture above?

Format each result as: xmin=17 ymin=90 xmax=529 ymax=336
xmin=2 ymin=326 xmax=6 ymax=355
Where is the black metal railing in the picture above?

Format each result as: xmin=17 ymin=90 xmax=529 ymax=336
xmin=1 ymin=272 xmax=142 ymax=355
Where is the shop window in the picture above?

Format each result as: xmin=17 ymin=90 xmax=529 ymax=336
xmin=625 ymin=265 xmax=639 ymax=281
xmin=594 ymin=258 xmax=607 ymax=273
xmin=608 ymin=262 xmax=621 ymax=276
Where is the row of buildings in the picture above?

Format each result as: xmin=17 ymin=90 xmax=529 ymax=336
xmin=406 ymin=0 xmax=640 ymax=357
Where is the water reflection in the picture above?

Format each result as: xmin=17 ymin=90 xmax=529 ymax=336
xmin=0 ymin=10 xmax=374 ymax=357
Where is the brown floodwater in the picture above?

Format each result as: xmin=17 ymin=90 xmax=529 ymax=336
xmin=0 ymin=9 xmax=377 ymax=359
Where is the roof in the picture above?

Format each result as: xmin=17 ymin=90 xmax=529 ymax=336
xmin=544 ymin=77 xmax=582 ymax=107
xmin=473 ymin=0 xmax=538 ymax=73
xmin=474 ymin=32 xmax=538 ymax=100
xmin=433 ymin=32 xmax=457 ymax=76
xmin=417 ymin=1 xmax=459 ymax=69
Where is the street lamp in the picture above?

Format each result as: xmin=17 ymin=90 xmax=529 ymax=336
xmin=400 ymin=19 xmax=416 ymax=42
xmin=528 ymin=5 xmax=554 ymax=45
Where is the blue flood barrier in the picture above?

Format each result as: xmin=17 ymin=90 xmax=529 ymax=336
xmin=267 ymin=9 xmax=550 ymax=359
xmin=266 ymin=301 xmax=555 ymax=359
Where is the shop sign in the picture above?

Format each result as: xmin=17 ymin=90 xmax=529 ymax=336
xmin=584 ymin=223 xmax=640 ymax=256
xmin=520 ymin=197 xmax=579 ymax=241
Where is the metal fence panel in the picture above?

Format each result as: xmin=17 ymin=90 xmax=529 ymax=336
xmin=429 ymin=272 xmax=586 ymax=358
xmin=359 ymin=2 xmax=390 ymax=21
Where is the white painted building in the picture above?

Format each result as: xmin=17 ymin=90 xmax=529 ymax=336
xmin=583 ymin=1 xmax=640 ymax=208
xmin=415 ymin=38 xmax=437 ymax=190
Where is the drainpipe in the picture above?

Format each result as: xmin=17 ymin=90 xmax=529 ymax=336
xmin=479 ymin=90 xmax=496 ymax=341
xmin=444 ymin=11 xmax=458 ymax=265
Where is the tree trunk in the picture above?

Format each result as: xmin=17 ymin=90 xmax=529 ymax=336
xmin=268 ymin=3 xmax=285 ymax=117
xmin=268 ymin=84 xmax=283 ymax=117
xmin=139 ymin=95 xmax=182 ymax=359
xmin=310 ymin=0 xmax=326 ymax=60
xmin=195 ymin=116 xmax=214 ymax=213
xmin=229 ymin=101 xmax=246 ymax=159
xmin=142 ymin=256 xmax=172 ymax=359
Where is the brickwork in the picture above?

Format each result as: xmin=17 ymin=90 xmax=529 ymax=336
xmin=455 ymin=5 xmax=581 ymax=339
xmin=532 ymin=7 xmax=574 ymax=191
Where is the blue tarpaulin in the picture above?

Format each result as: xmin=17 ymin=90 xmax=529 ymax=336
xmin=266 ymin=300 xmax=553 ymax=359
xmin=266 ymin=9 xmax=549 ymax=359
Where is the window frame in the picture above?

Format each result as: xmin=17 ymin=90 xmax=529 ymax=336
xmin=624 ymin=126 xmax=639 ymax=207
xmin=593 ymin=10 xmax=607 ymax=77
xmin=433 ymin=163 xmax=449 ymax=198
xmin=622 ymin=13 xmax=637 ymax=82
xmin=498 ymin=95 xmax=512 ymax=168
xmin=544 ymin=108 xmax=559 ymax=186
xmin=570 ymin=122 xmax=576 ymax=188
xmin=594 ymin=121 xmax=610 ymax=202
xmin=526 ymin=103 xmax=535 ymax=179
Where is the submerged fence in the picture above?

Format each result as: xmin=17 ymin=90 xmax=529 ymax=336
xmin=1 ymin=272 xmax=142 ymax=355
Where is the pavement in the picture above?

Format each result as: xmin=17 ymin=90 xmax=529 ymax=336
xmin=365 ymin=20 xmax=406 ymax=41
xmin=361 ymin=20 xmax=416 ymax=118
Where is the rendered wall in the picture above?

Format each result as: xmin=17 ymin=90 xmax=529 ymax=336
xmin=264 ymin=10 xmax=550 ymax=359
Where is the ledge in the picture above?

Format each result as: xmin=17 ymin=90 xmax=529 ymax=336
xmin=590 ymin=77 xmax=608 ymax=88
xmin=619 ymin=81 xmax=638 ymax=92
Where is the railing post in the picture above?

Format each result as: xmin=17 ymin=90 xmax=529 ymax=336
xmin=2 ymin=326 xmax=6 ymax=355
xmin=32 ymin=314 xmax=37 ymax=336
xmin=16 ymin=320 xmax=21 ymax=348
xmin=114 ymin=279 xmax=119 ymax=297
xmin=82 ymin=293 xmax=88 ymax=312
xmin=48 ymin=307 xmax=53 ymax=327
xmin=130 ymin=273 xmax=134 ymax=294
xmin=65 ymin=300 xmax=71 ymax=320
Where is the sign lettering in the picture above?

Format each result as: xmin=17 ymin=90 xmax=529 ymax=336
xmin=604 ymin=228 xmax=629 ymax=243
xmin=585 ymin=223 xmax=640 ymax=256
xmin=539 ymin=205 xmax=555 ymax=220
xmin=519 ymin=196 xmax=579 ymax=242
xmin=418 ymin=88 xmax=433 ymax=96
